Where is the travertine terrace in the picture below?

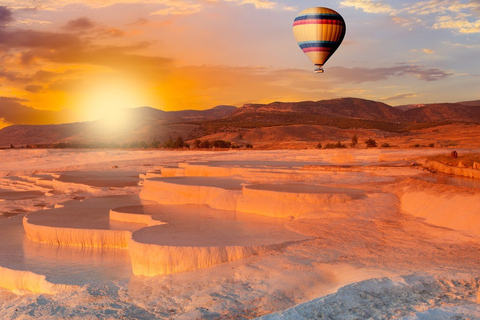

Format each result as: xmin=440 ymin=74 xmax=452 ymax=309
xmin=1 ymin=148 xmax=480 ymax=319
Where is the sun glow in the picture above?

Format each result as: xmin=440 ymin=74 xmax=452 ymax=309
xmin=78 ymin=77 xmax=151 ymax=130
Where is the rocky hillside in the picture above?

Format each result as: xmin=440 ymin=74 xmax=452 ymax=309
xmin=1 ymin=98 xmax=479 ymax=148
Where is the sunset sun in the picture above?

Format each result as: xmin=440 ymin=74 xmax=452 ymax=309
xmin=78 ymin=78 xmax=151 ymax=129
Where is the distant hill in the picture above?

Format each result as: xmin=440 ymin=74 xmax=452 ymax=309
xmin=403 ymin=103 xmax=480 ymax=122
xmin=234 ymin=98 xmax=404 ymax=121
xmin=0 ymin=106 xmax=236 ymax=147
xmin=396 ymin=99 xmax=480 ymax=111
xmin=1 ymin=98 xmax=479 ymax=148
xmin=457 ymin=100 xmax=480 ymax=107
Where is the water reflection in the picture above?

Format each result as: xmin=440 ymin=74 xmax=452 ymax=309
xmin=0 ymin=214 xmax=133 ymax=287
xmin=417 ymin=173 xmax=480 ymax=189
xmin=22 ymin=239 xmax=132 ymax=285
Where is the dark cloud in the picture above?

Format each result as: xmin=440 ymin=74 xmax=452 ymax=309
xmin=0 ymin=97 xmax=71 ymax=124
xmin=0 ymin=22 xmax=170 ymax=73
xmin=0 ymin=6 xmax=13 ymax=27
xmin=25 ymin=84 xmax=43 ymax=93
xmin=63 ymin=17 xmax=95 ymax=31
xmin=34 ymin=70 xmax=59 ymax=82
xmin=0 ymin=29 xmax=82 ymax=50
xmin=0 ymin=69 xmax=30 ymax=83
xmin=328 ymin=64 xmax=452 ymax=83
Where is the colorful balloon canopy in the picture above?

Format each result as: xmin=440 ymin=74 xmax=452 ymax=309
xmin=293 ymin=7 xmax=346 ymax=73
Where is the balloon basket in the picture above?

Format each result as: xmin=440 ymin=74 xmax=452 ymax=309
xmin=314 ymin=67 xmax=324 ymax=73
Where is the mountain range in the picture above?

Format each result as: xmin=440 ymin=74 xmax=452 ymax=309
xmin=1 ymin=98 xmax=479 ymax=149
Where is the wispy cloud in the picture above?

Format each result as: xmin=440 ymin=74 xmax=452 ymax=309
xmin=432 ymin=15 xmax=480 ymax=33
xmin=339 ymin=0 xmax=396 ymax=15
xmin=150 ymin=1 xmax=203 ymax=15
xmin=406 ymin=0 xmax=480 ymax=33
xmin=328 ymin=64 xmax=452 ymax=83
xmin=340 ymin=0 xmax=480 ymax=33
xmin=25 ymin=84 xmax=43 ymax=93
xmin=422 ymin=48 xmax=435 ymax=54
xmin=0 ymin=6 xmax=13 ymax=27
xmin=405 ymin=0 xmax=480 ymax=15
xmin=383 ymin=93 xmax=419 ymax=102
xmin=223 ymin=0 xmax=277 ymax=10
xmin=7 ymin=0 xmax=291 ymax=13
xmin=63 ymin=17 xmax=95 ymax=31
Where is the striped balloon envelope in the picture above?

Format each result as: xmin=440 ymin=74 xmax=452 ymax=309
xmin=293 ymin=7 xmax=346 ymax=73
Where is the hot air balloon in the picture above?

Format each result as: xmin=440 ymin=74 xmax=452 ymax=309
xmin=293 ymin=7 xmax=346 ymax=73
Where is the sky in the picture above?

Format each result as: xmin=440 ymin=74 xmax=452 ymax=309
xmin=0 ymin=0 xmax=479 ymax=127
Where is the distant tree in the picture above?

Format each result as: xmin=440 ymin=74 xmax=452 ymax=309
xmin=163 ymin=138 xmax=175 ymax=149
xmin=10 ymin=144 xmax=14 ymax=149
xmin=200 ymin=140 xmax=211 ymax=148
xmin=316 ymin=143 xmax=322 ymax=149
xmin=193 ymin=140 xmax=202 ymax=148
xmin=174 ymin=137 xmax=184 ymax=148
xmin=380 ymin=143 xmax=391 ymax=148
xmin=351 ymin=134 xmax=358 ymax=147
xmin=245 ymin=143 xmax=253 ymax=149
xmin=324 ymin=142 xmax=346 ymax=149
xmin=428 ymin=143 xmax=435 ymax=148
xmin=324 ymin=143 xmax=337 ymax=149
xmin=365 ymin=138 xmax=377 ymax=148
xmin=150 ymin=140 xmax=161 ymax=148
xmin=128 ymin=141 xmax=139 ymax=148
xmin=335 ymin=141 xmax=347 ymax=148
xmin=213 ymin=140 xmax=231 ymax=148
xmin=139 ymin=141 xmax=148 ymax=149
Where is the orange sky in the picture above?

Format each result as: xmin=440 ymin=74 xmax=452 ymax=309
xmin=0 ymin=1 xmax=479 ymax=128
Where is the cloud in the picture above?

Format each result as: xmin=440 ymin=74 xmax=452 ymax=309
xmin=0 ymin=29 xmax=82 ymax=50
xmin=223 ymin=0 xmax=278 ymax=10
xmin=328 ymin=64 xmax=452 ymax=83
xmin=15 ymin=18 xmax=52 ymax=25
xmin=0 ymin=69 xmax=30 ymax=83
xmin=0 ymin=6 xmax=13 ymax=27
xmin=432 ymin=15 xmax=480 ymax=33
xmin=339 ymin=0 xmax=396 ymax=15
xmin=383 ymin=93 xmax=419 ymax=101
xmin=0 ymin=97 xmax=72 ymax=124
xmin=63 ymin=17 xmax=95 ymax=31
xmin=339 ymin=0 xmax=480 ymax=33
xmin=25 ymin=84 xmax=43 ymax=93
xmin=406 ymin=0 xmax=480 ymax=15
xmin=8 ymin=0 xmax=290 ymax=13
xmin=392 ymin=16 xmax=423 ymax=28
xmin=150 ymin=1 xmax=203 ymax=15
xmin=422 ymin=48 xmax=435 ymax=54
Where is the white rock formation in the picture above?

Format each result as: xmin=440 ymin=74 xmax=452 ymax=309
xmin=400 ymin=180 xmax=480 ymax=232
xmin=0 ymin=266 xmax=79 ymax=294
xmin=23 ymin=215 xmax=132 ymax=248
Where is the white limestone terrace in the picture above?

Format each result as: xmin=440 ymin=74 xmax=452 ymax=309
xmin=21 ymin=174 xmax=313 ymax=280
xmin=23 ymin=195 xmax=145 ymax=248
xmin=1 ymin=149 xmax=480 ymax=319
xmin=55 ymin=170 xmax=142 ymax=188
xmin=112 ymin=204 xmax=311 ymax=275
xmin=140 ymin=174 xmax=366 ymax=218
